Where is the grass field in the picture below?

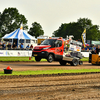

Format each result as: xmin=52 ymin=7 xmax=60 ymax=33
xmin=0 ymin=57 xmax=47 ymax=61
xmin=0 ymin=57 xmax=89 ymax=62
xmin=0 ymin=69 xmax=100 ymax=76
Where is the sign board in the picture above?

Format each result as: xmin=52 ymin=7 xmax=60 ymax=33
xmin=0 ymin=50 xmax=32 ymax=57
xmin=92 ymin=41 xmax=100 ymax=45
xmin=69 ymin=44 xmax=81 ymax=52
xmin=70 ymin=40 xmax=82 ymax=46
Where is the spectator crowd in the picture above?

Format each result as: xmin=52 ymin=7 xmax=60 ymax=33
xmin=0 ymin=42 xmax=34 ymax=50
xmin=82 ymin=45 xmax=96 ymax=52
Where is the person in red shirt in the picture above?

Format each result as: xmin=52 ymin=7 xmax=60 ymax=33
xmin=30 ymin=44 xmax=33 ymax=49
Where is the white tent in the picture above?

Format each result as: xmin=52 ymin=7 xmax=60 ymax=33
xmin=2 ymin=27 xmax=37 ymax=48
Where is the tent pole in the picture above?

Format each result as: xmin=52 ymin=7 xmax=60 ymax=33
xmin=24 ymin=39 xmax=26 ymax=49
xmin=12 ymin=39 xmax=13 ymax=47
xmin=17 ymin=39 xmax=18 ymax=48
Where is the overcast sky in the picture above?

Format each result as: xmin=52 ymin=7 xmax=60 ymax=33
xmin=0 ymin=0 xmax=100 ymax=36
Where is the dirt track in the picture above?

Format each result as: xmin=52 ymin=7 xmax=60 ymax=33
xmin=0 ymin=62 xmax=100 ymax=100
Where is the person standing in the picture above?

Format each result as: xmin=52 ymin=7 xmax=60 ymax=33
xmin=95 ymin=45 xmax=100 ymax=54
xmin=20 ymin=43 xmax=24 ymax=49
xmin=89 ymin=46 xmax=91 ymax=51
xmin=12 ymin=42 xmax=16 ymax=49
xmin=26 ymin=44 xmax=30 ymax=50
xmin=0 ymin=42 xmax=2 ymax=50
xmin=2 ymin=43 xmax=6 ymax=50
xmin=91 ymin=45 xmax=95 ymax=54
xmin=7 ymin=43 xmax=11 ymax=50
xmin=30 ymin=44 xmax=33 ymax=49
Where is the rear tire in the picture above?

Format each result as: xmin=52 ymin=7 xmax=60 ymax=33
xmin=59 ymin=60 xmax=66 ymax=65
xmin=79 ymin=61 xmax=83 ymax=65
xmin=35 ymin=57 xmax=41 ymax=62
xmin=71 ymin=59 xmax=79 ymax=66
xmin=47 ymin=54 xmax=54 ymax=63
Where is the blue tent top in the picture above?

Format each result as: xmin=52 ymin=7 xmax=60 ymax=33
xmin=2 ymin=28 xmax=36 ymax=40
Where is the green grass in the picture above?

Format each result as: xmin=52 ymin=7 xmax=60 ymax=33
xmin=0 ymin=57 xmax=88 ymax=62
xmin=80 ymin=57 xmax=89 ymax=61
xmin=0 ymin=69 xmax=100 ymax=76
xmin=0 ymin=57 xmax=47 ymax=62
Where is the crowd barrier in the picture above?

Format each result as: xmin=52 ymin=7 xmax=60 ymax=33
xmin=0 ymin=50 xmax=90 ymax=57
xmin=81 ymin=52 xmax=89 ymax=57
xmin=0 ymin=50 xmax=32 ymax=57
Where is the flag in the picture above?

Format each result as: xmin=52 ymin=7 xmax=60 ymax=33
xmin=1 ymin=38 xmax=4 ymax=43
xmin=81 ymin=29 xmax=86 ymax=47
xmin=20 ymin=23 xmax=23 ymax=30
xmin=19 ymin=23 xmax=23 ymax=40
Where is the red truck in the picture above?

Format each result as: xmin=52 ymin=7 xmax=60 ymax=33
xmin=32 ymin=37 xmax=83 ymax=66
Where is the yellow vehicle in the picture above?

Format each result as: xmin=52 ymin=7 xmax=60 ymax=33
xmin=37 ymin=36 xmax=48 ymax=45
xmin=89 ymin=54 xmax=100 ymax=65
xmin=89 ymin=45 xmax=100 ymax=65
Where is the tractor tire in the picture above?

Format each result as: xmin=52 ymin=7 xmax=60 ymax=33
xmin=71 ymin=59 xmax=79 ymax=66
xmin=79 ymin=61 xmax=83 ymax=65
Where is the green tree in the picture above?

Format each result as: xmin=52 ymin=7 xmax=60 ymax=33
xmin=52 ymin=22 xmax=82 ymax=39
xmin=28 ymin=22 xmax=44 ymax=38
xmin=77 ymin=18 xmax=92 ymax=29
xmin=0 ymin=7 xmax=28 ymax=38
xmin=0 ymin=12 xmax=1 ymax=37
xmin=52 ymin=18 xmax=100 ymax=40
xmin=86 ymin=25 xmax=100 ymax=40
xmin=78 ymin=18 xmax=100 ymax=40
xmin=52 ymin=23 xmax=67 ymax=37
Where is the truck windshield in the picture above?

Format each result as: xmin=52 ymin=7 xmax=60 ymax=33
xmin=41 ymin=39 xmax=57 ymax=47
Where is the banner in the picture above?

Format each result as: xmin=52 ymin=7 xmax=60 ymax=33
xmin=91 ymin=41 xmax=100 ymax=45
xmin=81 ymin=29 xmax=86 ymax=47
xmin=0 ymin=50 xmax=32 ymax=57
xmin=69 ymin=44 xmax=81 ymax=52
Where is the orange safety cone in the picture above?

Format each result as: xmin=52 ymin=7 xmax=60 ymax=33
xmin=4 ymin=66 xmax=13 ymax=74
xmin=29 ymin=57 xmax=31 ymax=60
xmin=6 ymin=66 xmax=12 ymax=70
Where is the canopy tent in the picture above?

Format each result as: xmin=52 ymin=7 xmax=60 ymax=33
xmin=2 ymin=27 xmax=37 ymax=48
xmin=2 ymin=28 xmax=36 ymax=40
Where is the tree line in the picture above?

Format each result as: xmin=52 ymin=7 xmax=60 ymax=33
xmin=53 ymin=18 xmax=100 ymax=40
xmin=0 ymin=7 xmax=100 ymax=40
xmin=0 ymin=7 xmax=44 ymax=38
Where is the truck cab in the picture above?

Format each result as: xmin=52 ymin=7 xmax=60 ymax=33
xmin=32 ymin=38 xmax=64 ymax=62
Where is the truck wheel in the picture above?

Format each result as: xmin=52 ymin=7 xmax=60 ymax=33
xmin=47 ymin=54 xmax=54 ymax=63
xmin=59 ymin=60 xmax=66 ymax=65
xmin=71 ymin=59 xmax=79 ymax=66
xmin=79 ymin=61 xmax=83 ymax=65
xmin=35 ymin=57 xmax=41 ymax=62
